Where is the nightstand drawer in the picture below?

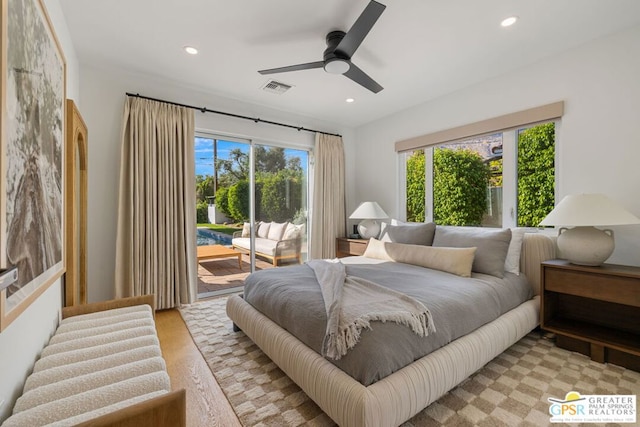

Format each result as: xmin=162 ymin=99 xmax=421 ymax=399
xmin=336 ymin=238 xmax=368 ymax=257
xmin=338 ymin=240 xmax=366 ymax=256
xmin=544 ymin=267 xmax=640 ymax=307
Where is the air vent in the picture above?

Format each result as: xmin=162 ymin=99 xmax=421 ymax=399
xmin=261 ymin=80 xmax=293 ymax=95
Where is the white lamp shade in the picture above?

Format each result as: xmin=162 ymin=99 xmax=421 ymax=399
xmin=539 ymin=193 xmax=640 ymax=226
xmin=349 ymin=201 xmax=389 ymax=220
xmin=540 ymin=193 xmax=640 ymax=266
xmin=349 ymin=202 xmax=388 ymax=239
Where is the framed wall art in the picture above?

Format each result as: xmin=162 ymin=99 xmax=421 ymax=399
xmin=0 ymin=0 xmax=66 ymax=330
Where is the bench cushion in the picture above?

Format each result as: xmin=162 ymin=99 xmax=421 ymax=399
xmin=15 ymin=357 xmax=167 ymax=412
xmin=24 ymin=345 xmax=162 ymax=392
xmin=2 ymin=372 xmax=170 ymax=427
xmin=34 ymin=335 xmax=160 ymax=371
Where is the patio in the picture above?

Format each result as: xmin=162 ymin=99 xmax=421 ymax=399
xmin=197 ymin=252 xmax=300 ymax=297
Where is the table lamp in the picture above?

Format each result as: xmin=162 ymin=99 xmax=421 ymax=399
xmin=539 ymin=193 xmax=640 ymax=266
xmin=349 ymin=201 xmax=389 ymax=239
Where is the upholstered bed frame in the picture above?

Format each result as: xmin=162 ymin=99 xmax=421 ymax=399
xmin=226 ymin=233 xmax=555 ymax=427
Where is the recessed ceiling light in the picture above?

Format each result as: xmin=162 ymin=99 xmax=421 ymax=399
xmin=346 ymin=98 xmax=355 ymax=103
xmin=501 ymin=16 xmax=518 ymax=27
xmin=184 ymin=46 xmax=198 ymax=55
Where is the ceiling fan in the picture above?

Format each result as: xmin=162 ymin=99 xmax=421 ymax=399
xmin=258 ymin=1 xmax=386 ymax=94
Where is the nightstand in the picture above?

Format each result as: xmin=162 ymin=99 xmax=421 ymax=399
xmin=540 ymin=259 xmax=640 ymax=371
xmin=336 ymin=237 xmax=369 ymax=258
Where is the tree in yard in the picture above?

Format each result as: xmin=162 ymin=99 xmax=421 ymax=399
xmin=406 ymin=150 xmax=426 ymax=222
xmin=213 ymin=146 xmax=306 ymax=223
xmin=517 ymin=123 xmax=555 ymax=226
xmin=216 ymin=148 xmax=249 ymax=188
xmin=488 ymin=159 xmax=503 ymax=187
xmin=260 ymin=170 xmax=303 ymax=223
xmin=195 ymin=175 xmax=215 ymax=203
xmin=195 ymin=175 xmax=215 ymax=223
xmin=214 ymin=186 xmax=230 ymax=218
xmin=216 ymin=146 xmax=292 ymax=187
xmin=433 ymin=148 xmax=490 ymax=226
xmin=255 ymin=146 xmax=286 ymax=173
xmin=286 ymin=156 xmax=303 ymax=175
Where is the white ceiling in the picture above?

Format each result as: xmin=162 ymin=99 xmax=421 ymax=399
xmin=58 ymin=0 xmax=640 ymax=127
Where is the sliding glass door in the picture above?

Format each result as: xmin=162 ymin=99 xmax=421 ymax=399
xmin=195 ymin=134 xmax=309 ymax=298
xmin=253 ymin=143 xmax=309 ymax=265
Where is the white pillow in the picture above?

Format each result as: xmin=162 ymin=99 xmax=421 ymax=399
xmin=267 ymin=222 xmax=288 ymax=241
xmin=283 ymin=223 xmax=301 ymax=240
xmin=257 ymin=222 xmax=271 ymax=239
xmin=504 ymin=228 xmax=537 ymax=275
xmin=390 ymin=219 xmax=427 ymax=226
xmin=241 ymin=222 xmax=250 ymax=237
xmin=504 ymin=228 xmax=524 ymax=275
xmin=363 ymin=238 xmax=476 ymax=277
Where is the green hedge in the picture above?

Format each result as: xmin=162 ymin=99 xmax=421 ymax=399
xmin=196 ymin=200 xmax=209 ymax=224
xmin=518 ymin=123 xmax=555 ymax=226
xmin=227 ymin=180 xmax=250 ymax=221
xmin=433 ymin=148 xmax=489 ymax=226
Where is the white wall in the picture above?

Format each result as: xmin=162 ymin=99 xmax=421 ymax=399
xmin=0 ymin=0 xmax=79 ymax=421
xmin=79 ymin=65 xmax=355 ymax=303
xmin=353 ymin=25 xmax=640 ymax=266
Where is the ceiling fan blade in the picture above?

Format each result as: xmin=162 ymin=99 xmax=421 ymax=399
xmin=258 ymin=61 xmax=324 ymax=75
xmin=344 ymin=63 xmax=383 ymax=93
xmin=335 ymin=1 xmax=386 ymax=58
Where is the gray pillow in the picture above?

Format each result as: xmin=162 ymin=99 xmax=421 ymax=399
xmin=432 ymin=226 xmax=512 ymax=277
xmin=379 ymin=222 xmax=436 ymax=245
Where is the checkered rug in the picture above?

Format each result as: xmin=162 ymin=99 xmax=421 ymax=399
xmin=179 ymin=297 xmax=640 ymax=426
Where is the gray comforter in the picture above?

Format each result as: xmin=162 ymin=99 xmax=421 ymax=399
xmin=243 ymin=256 xmax=532 ymax=386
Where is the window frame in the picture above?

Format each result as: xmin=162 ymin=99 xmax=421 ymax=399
xmin=399 ymin=120 xmax=559 ymax=228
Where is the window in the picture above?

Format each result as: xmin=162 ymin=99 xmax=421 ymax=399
xmin=403 ymin=122 xmax=556 ymax=228
xmin=405 ymin=150 xmax=426 ymax=222
xmin=516 ymin=123 xmax=556 ymax=227
xmin=194 ymin=133 xmax=310 ymax=298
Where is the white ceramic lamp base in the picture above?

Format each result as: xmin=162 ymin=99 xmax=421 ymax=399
xmin=557 ymin=226 xmax=614 ymax=266
xmin=357 ymin=219 xmax=381 ymax=239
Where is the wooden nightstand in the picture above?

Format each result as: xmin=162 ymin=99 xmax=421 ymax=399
xmin=540 ymin=259 xmax=640 ymax=371
xmin=336 ymin=237 xmax=369 ymax=258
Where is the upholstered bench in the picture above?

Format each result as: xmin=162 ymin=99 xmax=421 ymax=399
xmin=1 ymin=295 xmax=185 ymax=427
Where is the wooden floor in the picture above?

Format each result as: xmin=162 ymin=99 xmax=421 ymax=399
xmin=155 ymin=308 xmax=242 ymax=427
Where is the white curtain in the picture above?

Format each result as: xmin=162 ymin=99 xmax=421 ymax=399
xmin=115 ymin=97 xmax=197 ymax=309
xmin=310 ymin=133 xmax=346 ymax=259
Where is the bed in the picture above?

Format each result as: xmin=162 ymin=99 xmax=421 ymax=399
xmin=226 ymin=229 xmax=555 ymax=427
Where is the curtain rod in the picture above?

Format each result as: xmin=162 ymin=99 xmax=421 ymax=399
xmin=125 ymin=92 xmax=342 ymax=138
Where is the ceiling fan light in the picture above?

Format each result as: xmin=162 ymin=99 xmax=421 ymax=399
xmin=324 ymin=59 xmax=350 ymax=74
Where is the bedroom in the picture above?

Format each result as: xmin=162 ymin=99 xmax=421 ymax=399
xmin=1 ymin=0 xmax=640 ymax=425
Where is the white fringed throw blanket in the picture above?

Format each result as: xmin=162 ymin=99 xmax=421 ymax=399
xmin=308 ymin=259 xmax=436 ymax=360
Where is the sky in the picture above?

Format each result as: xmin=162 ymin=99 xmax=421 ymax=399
xmin=195 ymin=137 xmax=308 ymax=177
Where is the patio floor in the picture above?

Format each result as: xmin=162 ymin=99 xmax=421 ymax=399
xmin=197 ymin=252 xmax=300 ymax=297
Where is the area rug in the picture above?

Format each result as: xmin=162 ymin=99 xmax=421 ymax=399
xmin=179 ymin=297 xmax=640 ymax=426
